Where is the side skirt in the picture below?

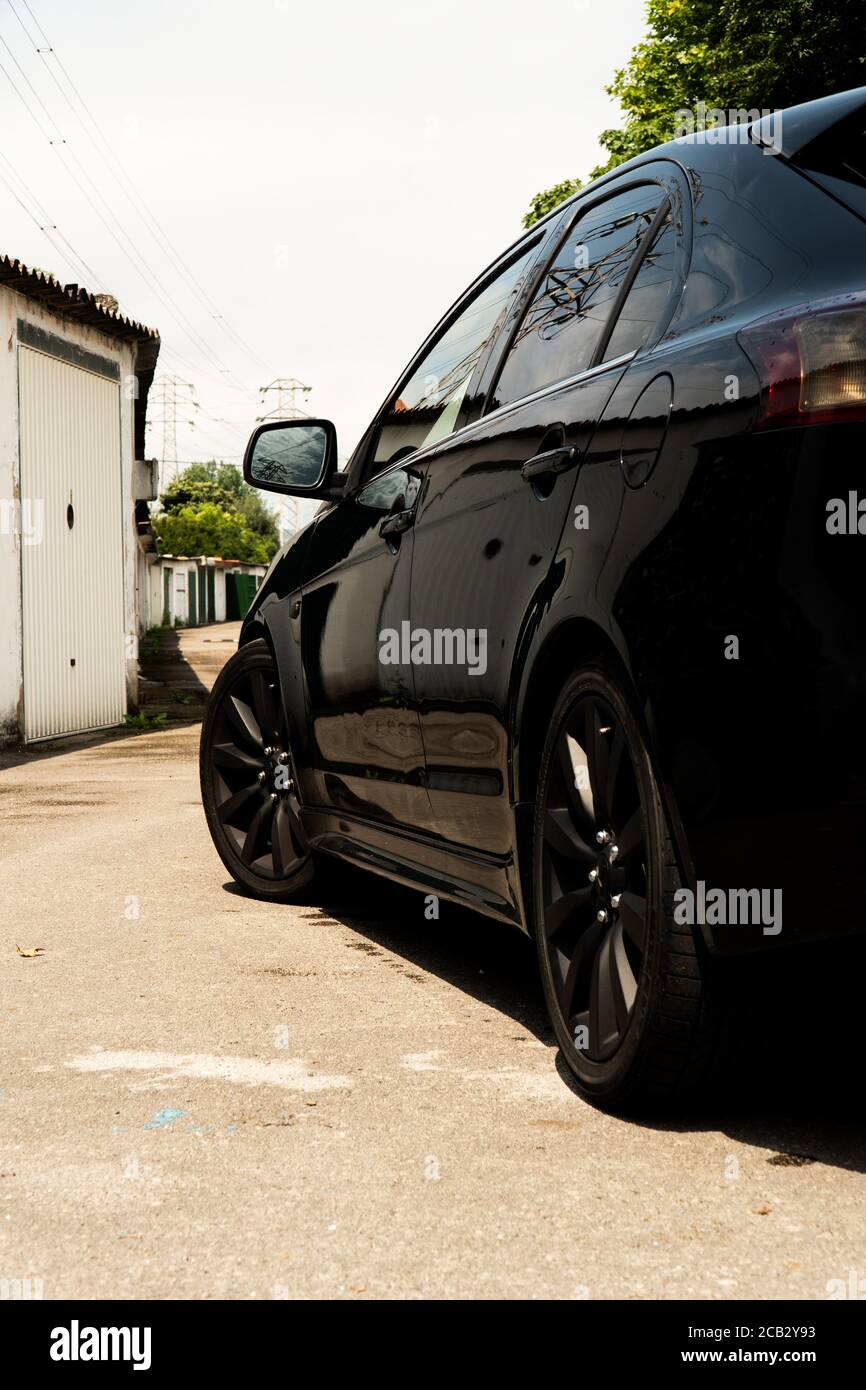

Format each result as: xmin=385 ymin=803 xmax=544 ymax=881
xmin=301 ymin=804 xmax=524 ymax=928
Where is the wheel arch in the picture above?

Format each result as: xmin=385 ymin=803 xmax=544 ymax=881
xmin=511 ymin=616 xmax=692 ymax=931
xmin=238 ymin=599 xmax=310 ymax=774
xmin=513 ymin=618 xmax=635 ymax=805
xmin=238 ymin=609 xmax=275 ymax=656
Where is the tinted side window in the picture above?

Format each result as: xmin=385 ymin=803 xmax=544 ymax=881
xmin=797 ymin=125 xmax=866 ymax=221
xmin=604 ymin=209 xmax=676 ymax=360
xmin=489 ymin=185 xmax=664 ymax=410
xmin=371 ymin=240 xmax=539 ymax=472
xmin=357 ymin=462 xmax=422 ymax=513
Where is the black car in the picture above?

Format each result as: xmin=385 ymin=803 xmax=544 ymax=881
xmin=201 ymin=89 xmax=866 ymax=1112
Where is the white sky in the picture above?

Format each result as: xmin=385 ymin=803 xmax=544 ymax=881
xmin=0 ymin=0 xmax=647 ymax=482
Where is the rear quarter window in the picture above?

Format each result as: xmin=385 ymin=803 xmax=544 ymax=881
xmin=796 ymin=127 xmax=866 ymax=221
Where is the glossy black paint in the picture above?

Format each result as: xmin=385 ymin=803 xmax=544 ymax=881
xmin=242 ymin=92 xmax=866 ymax=952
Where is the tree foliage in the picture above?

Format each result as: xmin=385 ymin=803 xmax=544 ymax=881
xmin=524 ymin=0 xmax=866 ymax=226
xmin=153 ymin=461 xmax=280 ymax=564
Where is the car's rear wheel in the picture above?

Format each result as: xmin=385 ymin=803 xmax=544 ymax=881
xmin=533 ymin=666 xmax=716 ymax=1113
xmin=200 ymin=639 xmax=314 ymax=900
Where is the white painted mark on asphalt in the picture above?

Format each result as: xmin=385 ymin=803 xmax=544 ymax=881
xmin=400 ymin=1052 xmax=571 ymax=1102
xmin=66 ymin=1049 xmax=352 ymax=1092
xmin=463 ymin=1068 xmax=572 ymax=1102
xmin=401 ymin=1050 xmax=445 ymax=1071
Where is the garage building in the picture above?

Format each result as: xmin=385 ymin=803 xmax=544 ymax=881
xmin=144 ymin=555 xmax=268 ymax=628
xmin=0 ymin=257 xmax=160 ymax=745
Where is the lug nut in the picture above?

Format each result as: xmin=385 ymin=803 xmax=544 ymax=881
xmin=264 ymin=746 xmax=274 ymax=756
xmin=609 ymin=844 xmax=619 ymax=860
xmin=611 ymin=893 xmax=622 ymax=908
xmin=278 ymin=751 xmax=289 ymax=764
xmin=596 ymin=830 xmax=611 ymax=845
xmin=270 ymin=792 xmax=278 ymax=802
xmin=596 ymin=909 xmax=608 ymax=924
xmin=257 ymin=771 xmax=266 ymax=783
xmin=588 ymin=867 xmax=598 ymax=883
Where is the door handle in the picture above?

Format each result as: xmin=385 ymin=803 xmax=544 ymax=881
xmin=379 ymin=508 xmax=415 ymax=537
xmin=521 ymin=445 xmax=579 ymax=482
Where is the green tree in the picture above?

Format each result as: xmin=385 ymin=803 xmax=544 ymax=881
xmin=154 ymin=461 xmax=280 ymax=562
xmin=154 ymin=502 xmax=273 ymax=565
xmin=524 ymin=0 xmax=866 ymax=226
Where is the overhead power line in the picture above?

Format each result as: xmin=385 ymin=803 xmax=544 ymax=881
xmin=0 ymin=40 xmax=250 ymax=387
xmin=0 ymin=0 xmax=271 ymax=471
xmin=0 ymin=142 xmax=104 ymax=287
xmin=8 ymin=0 xmax=271 ymax=375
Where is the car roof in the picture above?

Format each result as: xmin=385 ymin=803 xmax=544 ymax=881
xmin=532 ymin=86 xmax=866 ymax=235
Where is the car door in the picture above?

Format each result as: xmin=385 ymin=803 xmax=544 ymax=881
xmin=297 ymin=230 xmax=546 ymax=831
xmin=408 ymin=174 xmax=684 ymax=868
xmin=297 ymin=458 xmax=430 ymax=827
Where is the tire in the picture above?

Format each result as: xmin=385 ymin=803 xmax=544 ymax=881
xmin=200 ymin=638 xmax=315 ymax=901
xmin=532 ymin=666 xmax=717 ymax=1113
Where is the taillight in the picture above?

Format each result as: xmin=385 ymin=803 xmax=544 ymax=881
xmin=738 ymin=293 xmax=866 ymax=429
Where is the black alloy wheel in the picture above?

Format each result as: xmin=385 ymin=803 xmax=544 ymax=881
xmin=540 ymin=689 xmax=648 ymax=1060
xmin=533 ymin=667 xmax=715 ymax=1112
xmin=200 ymin=639 xmax=313 ymax=899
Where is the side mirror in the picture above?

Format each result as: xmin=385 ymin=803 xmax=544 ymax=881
xmin=243 ymin=418 xmax=340 ymax=497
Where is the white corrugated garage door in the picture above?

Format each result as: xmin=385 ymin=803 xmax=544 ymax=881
xmin=19 ymin=345 xmax=125 ymax=741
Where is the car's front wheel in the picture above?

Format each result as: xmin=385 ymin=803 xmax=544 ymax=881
xmin=200 ymin=638 xmax=314 ymax=900
xmin=533 ymin=666 xmax=716 ymax=1113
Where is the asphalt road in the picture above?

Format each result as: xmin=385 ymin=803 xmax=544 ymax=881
xmin=1 ymin=623 xmax=864 ymax=1300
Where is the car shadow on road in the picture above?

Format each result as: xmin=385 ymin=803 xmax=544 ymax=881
xmin=689 ymin=940 xmax=866 ymax=1175
xmin=226 ymin=864 xmax=866 ymax=1175
xmin=225 ymin=863 xmax=550 ymax=1039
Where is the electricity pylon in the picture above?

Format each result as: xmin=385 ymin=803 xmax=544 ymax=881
xmin=149 ymin=374 xmax=198 ymax=487
xmin=257 ymin=377 xmax=312 ymax=422
xmin=257 ymin=378 xmax=312 ymax=538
